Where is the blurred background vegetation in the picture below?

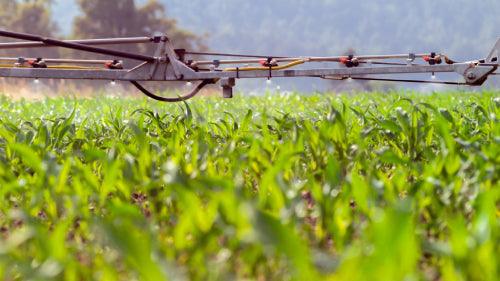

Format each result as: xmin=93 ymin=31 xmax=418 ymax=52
xmin=0 ymin=0 xmax=202 ymax=58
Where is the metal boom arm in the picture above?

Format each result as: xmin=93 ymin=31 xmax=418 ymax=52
xmin=0 ymin=29 xmax=497 ymax=102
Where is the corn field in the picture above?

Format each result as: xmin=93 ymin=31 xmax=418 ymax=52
xmin=0 ymin=91 xmax=498 ymax=281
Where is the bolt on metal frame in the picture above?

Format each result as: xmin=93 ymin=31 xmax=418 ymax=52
xmin=0 ymin=29 xmax=497 ymax=102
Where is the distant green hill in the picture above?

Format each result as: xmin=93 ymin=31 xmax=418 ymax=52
xmin=162 ymin=0 xmax=500 ymax=61
xmin=54 ymin=0 xmax=499 ymax=59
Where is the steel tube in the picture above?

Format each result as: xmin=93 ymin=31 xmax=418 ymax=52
xmin=191 ymin=64 xmax=459 ymax=80
xmin=0 ymin=64 xmax=459 ymax=81
xmin=185 ymin=51 xmax=288 ymax=59
xmin=0 ymin=68 xmax=128 ymax=80
xmin=0 ymin=57 xmax=114 ymax=65
xmin=193 ymin=53 xmax=436 ymax=66
xmin=344 ymin=76 xmax=465 ymax=85
xmin=0 ymin=29 xmax=155 ymax=62
xmin=0 ymin=37 xmax=153 ymax=50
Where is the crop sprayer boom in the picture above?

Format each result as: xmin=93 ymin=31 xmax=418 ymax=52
xmin=0 ymin=29 xmax=497 ymax=102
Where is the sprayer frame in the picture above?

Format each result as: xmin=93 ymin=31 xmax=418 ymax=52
xmin=0 ymin=29 xmax=497 ymax=102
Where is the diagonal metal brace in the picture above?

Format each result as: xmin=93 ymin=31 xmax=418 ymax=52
xmin=487 ymin=38 xmax=500 ymax=62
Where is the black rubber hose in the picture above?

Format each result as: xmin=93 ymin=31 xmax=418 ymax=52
xmin=130 ymin=80 xmax=215 ymax=102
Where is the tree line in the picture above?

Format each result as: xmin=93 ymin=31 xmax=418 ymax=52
xmin=0 ymin=0 xmax=202 ymax=58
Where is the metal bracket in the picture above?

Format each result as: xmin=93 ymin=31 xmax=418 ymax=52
xmin=454 ymin=63 xmax=497 ymax=85
xmin=148 ymin=39 xmax=167 ymax=79
xmin=220 ymin=78 xmax=236 ymax=98
xmin=487 ymin=38 xmax=499 ymax=62
xmin=161 ymin=37 xmax=199 ymax=81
